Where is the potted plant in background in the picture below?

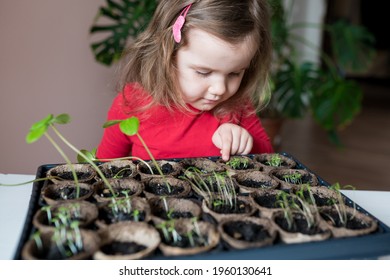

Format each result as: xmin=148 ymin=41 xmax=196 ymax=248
xmin=89 ymin=0 xmax=376 ymax=148
xmin=261 ymin=0 xmax=375 ymax=148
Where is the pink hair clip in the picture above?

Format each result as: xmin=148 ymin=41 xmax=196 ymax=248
xmin=173 ymin=4 xmax=192 ymax=43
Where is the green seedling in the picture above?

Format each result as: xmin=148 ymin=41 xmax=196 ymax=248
xmin=212 ymin=199 xmax=224 ymax=208
xmin=160 ymin=196 xmax=169 ymax=213
xmin=276 ymin=190 xmax=318 ymax=231
xmin=32 ymin=231 xmax=43 ymax=251
xmin=282 ymin=172 xmax=302 ymax=184
xmin=294 ymin=184 xmax=317 ymax=206
xmin=112 ymin=168 xmax=133 ymax=179
xmin=290 ymin=195 xmax=317 ymax=230
xmin=52 ymin=221 xmax=83 ymax=258
xmin=25 ymin=114 xmax=81 ymax=196
xmin=132 ymin=209 xmax=140 ymax=222
xmin=190 ymin=217 xmax=202 ymax=238
xmin=156 ymin=220 xmax=182 ymax=245
xmin=226 ymin=157 xmax=249 ymax=170
xmin=77 ymin=147 xmax=154 ymax=176
xmin=182 ymin=168 xmax=237 ymax=210
xmin=186 ymin=218 xmax=207 ymax=248
xmin=41 ymin=206 xmax=52 ymax=225
xmin=275 ymin=191 xmax=295 ymax=231
xmin=103 ymin=116 xmax=171 ymax=192
xmin=322 ymin=183 xmax=357 ymax=227
xmin=266 ymin=154 xmax=282 ymax=167
xmin=2 ymin=113 xmax=115 ymax=200
xmin=107 ymin=191 xmax=142 ymax=222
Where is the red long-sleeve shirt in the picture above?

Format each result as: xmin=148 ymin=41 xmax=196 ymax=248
xmin=96 ymin=84 xmax=273 ymax=160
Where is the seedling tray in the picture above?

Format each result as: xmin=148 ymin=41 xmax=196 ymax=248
xmin=13 ymin=153 xmax=390 ymax=260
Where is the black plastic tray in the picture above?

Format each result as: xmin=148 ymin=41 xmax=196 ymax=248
xmin=13 ymin=153 xmax=390 ymax=260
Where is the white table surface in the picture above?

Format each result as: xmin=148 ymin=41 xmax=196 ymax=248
xmin=1 ymin=173 xmax=390 ymax=260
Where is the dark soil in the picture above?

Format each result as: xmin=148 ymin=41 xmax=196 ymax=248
xmin=239 ymin=179 xmax=274 ymax=188
xmin=180 ymin=158 xmax=225 ymax=173
xmin=102 ymin=166 xmax=136 ymax=178
xmin=253 ymin=192 xmax=297 ymax=209
xmin=253 ymin=194 xmax=280 ymax=208
xmin=140 ymin=163 xmax=174 ymax=175
xmin=98 ymin=187 xmax=137 ymax=198
xmin=223 ymin=221 xmax=270 ymax=242
xmin=211 ymin=200 xmax=251 ymax=214
xmin=50 ymin=171 xmax=93 ymax=181
xmin=275 ymin=213 xmax=325 ymax=235
xmin=320 ymin=210 xmax=370 ymax=229
xmin=260 ymin=160 xmax=291 ymax=168
xmin=100 ymin=241 xmax=146 ymax=255
xmin=276 ymin=173 xmax=314 ymax=185
xmin=314 ymin=195 xmax=337 ymax=207
xmin=145 ymin=182 xmax=184 ymax=196
xmin=155 ymin=210 xmax=194 ymax=220
xmin=160 ymin=233 xmax=207 ymax=248
xmin=100 ymin=209 xmax=147 ymax=224
xmin=41 ymin=214 xmax=86 ymax=226
xmin=304 ymin=192 xmax=336 ymax=207
xmin=48 ymin=186 xmax=90 ymax=200
xmin=38 ymin=244 xmax=83 ymax=260
xmin=229 ymin=163 xmax=256 ymax=170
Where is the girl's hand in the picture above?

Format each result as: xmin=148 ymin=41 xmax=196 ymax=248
xmin=212 ymin=123 xmax=253 ymax=161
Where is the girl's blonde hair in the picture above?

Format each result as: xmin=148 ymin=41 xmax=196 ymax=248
xmin=118 ymin=0 xmax=272 ymax=119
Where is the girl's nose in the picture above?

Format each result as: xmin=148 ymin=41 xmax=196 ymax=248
xmin=209 ymin=78 xmax=226 ymax=96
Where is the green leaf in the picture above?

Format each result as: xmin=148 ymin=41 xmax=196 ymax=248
xmin=26 ymin=125 xmax=47 ymax=143
xmin=89 ymin=0 xmax=158 ymax=66
xmin=29 ymin=114 xmax=53 ymax=131
xmin=26 ymin=114 xmax=54 ymax=143
xmin=53 ymin=114 xmax=71 ymax=125
xmin=273 ymin=61 xmax=318 ymax=118
xmin=77 ymin=149 xmax=97 ymax=163
xmin=119 ymin=117 xmax=140 ymax=136
xmin=310 ymin=78 xmax=362 ymax=131
xmin=103 ymin=120 xmax=122 ymax=128
xmin=328 ymin=20 xmax=376 ymax=72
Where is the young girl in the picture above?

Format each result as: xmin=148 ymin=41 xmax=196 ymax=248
xmin=96 ymin=0 xmax=274 ymax=162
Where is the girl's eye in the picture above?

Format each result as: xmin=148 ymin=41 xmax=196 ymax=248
xmin=229 ymin=72 xmax=242 ymax=77
xmin=195 ymin=71 xmax=211 ymax=77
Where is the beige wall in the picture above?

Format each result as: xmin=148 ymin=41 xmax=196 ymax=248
xmin=0 ymin=0 xmax=327 ymax=175
xmin=0 ymin=0 xmax=117 ymax=174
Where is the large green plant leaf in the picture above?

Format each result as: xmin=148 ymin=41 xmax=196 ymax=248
xmin=272 ymin=61 xmax=318 ymax=118
xmin=269 ymin=0 xmax=289 ymax=58
xmin=90 ymin=0 xmax=157 ymax=65
xmin=327 ymin=20 xmax=376 ymax=72
xmin=310 ymin=76 xmax=362 ymax=132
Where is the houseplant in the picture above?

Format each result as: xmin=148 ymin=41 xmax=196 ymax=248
xmin=262 ymin=0 xmax=376 ymax=147
xmin=89 ymin=0 xmax=376 ymax=147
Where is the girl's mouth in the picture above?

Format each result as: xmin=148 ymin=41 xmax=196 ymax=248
xmin=203 ymin=98 xmax=219 ymax=104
